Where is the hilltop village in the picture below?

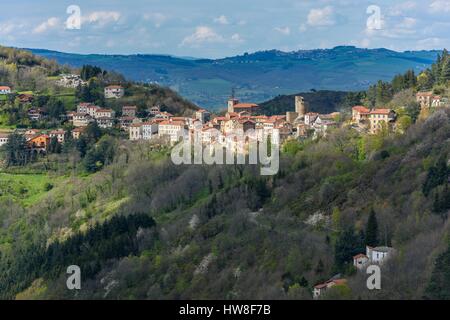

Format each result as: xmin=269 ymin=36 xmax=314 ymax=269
xmin=1 ymin=78 xmax=449 ymax=156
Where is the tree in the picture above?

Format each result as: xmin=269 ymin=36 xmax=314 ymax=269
xmin=46 ymin=97 xmax=65 ymax=120
xmin=440 ymin=58 xmax=450 ymax=84
xmin=334 ymin=226 xmax=364 ymax=271
xmin=423 ymin=156 xmax=448 ymax=196
xmin=2 ymin=132 xmax=30 ymax=166
xmin=397 ymin=115 xmax=412 ymax=133
xmin=426 ymin=241 xmax=450 ymax=299
xmin=365 ymin=209 xmax=379 ymax=247
xmin=417 ymin=71 xmax=433 ymax=90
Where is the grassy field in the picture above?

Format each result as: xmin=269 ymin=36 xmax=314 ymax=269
xmin=0 ymin=173 xmax=59 ymax=207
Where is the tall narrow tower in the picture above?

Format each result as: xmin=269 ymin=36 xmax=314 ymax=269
xmin=295 ymin=96 xmax=306 ymax=116
xmin=228 ymin=88 xmax=239 ymax=113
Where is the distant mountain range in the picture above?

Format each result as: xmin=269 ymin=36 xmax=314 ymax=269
xmin=29 ymin=46 xmax=440 ymax=110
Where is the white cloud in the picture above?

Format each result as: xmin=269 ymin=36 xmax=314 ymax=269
xmin=231 ymin=33 xmax=244 ymax=43
xmin=144 ymin=13 xmax=167 ymax=28
xmin=416 ymin=37 xmax=444 ymax=49
xmin=397 ymin=17 xmax=417 ymax=29
xmin=0 ymin=22 xmax=18 ymax=35
xmin=307 ymin=6 xmax=335 ymax=27
xmin=181 ymin=26 xmax=224 ymax=47
xmin=83 ymin=11 xmax=121 ymax=26
xmin=33 ymin=17 xmax=60 ymax=34
xmin=274 ymin=26 xmax=291 ymax=35
xmin=214 ymin=15 xmax=229 ymax=25
xmin=389 ymin=1 xmax=417 ymax=16
xmin=429 ymin=0 xmax=450 ymax=13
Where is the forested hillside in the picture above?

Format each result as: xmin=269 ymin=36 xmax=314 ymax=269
xmin=259 ymin=90 xmax=349 ymax=115
xmin=1 ymin=107 xmax=449 ymax=299
xmin=0 ymin=46 xmax=198 ymax=125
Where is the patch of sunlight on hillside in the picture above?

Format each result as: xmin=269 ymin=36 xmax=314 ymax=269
xmin=0 ymin=173 xmax=64 ymax=207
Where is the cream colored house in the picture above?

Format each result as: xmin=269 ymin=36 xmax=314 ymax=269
xmin=158 ymin=120 xmax=186 ymax=144
xmin=368 ymin=109 xmax=395 ymax=134
xmin=104 ymin=85 xmax=124 ymax=99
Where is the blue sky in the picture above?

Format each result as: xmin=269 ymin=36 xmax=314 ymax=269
xmin=0 ymin=0 xmax=449 ymax=58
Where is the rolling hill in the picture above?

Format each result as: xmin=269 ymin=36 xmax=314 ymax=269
xmin=29 ymin=46 xmax=440 ymax=110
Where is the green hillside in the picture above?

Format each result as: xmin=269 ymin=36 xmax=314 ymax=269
xmin=1 ymin=108 xmax=450 ymax=299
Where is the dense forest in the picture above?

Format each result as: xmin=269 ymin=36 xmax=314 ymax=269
xmin=0 ymin=46 xmax=449 ymax=300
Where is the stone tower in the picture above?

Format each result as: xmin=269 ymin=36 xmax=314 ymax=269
xmin=295 ymin=96 xmax=306 ymax=116
xmin=228 ymin=98 xmax=239 ymax=113
xmin=228 ymin=88 xmax=239 ymax=113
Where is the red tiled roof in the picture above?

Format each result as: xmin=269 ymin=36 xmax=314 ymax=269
xmin=314 ymin=282 xmax=328 ymax=289
xmin=159 ymin=120 xmax=185 ymax=126
xmin=233 ymin=103 xmax=259 ymax=109
xmin=49 ymin=129 xmax=65 ymax=134
xmin=353 ymin=253 xmax=368 ymax=260
xmin=416 ymin=91 xmax=433 ymax=97
xmin=331 ymin=279 xmax=347 ymax=286
xmin=370 ymin=108 xmax=391 ymax=115
xmin=0 ymin=86 xmax=11 ymax=90
xmin=352 ymin=106 xmax=370 ymax=113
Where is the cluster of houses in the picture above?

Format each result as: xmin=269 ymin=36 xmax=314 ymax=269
xmin=3 ymin=79 xmax=450 ymax=157
xmin=56 ymin=74 xmax=87 ymax=88
xmin=128 ymin=95 xmax=341 ymax=149
xmin=416 ymin=91 xmax=449 ymax=108
xmin=0 ymin=128 xmax=66 ymax=152
xmin=313 ymin=245 xmax=395 ymax=299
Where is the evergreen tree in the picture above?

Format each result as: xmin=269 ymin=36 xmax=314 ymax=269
xmin=3 ymin=132 xmax=29 ymax=166
xmin=334 ymin=226 xmax=364 ymax=270
xmin=365 ymin=209 xmax=379 ymax=247
xmin=440 ymin=58 xmax=450 ymax=84
xmin=426 ymin=241 xmax=450 ymax=299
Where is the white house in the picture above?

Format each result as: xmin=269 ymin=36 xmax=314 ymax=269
xmin=313 ymin=278 xmax=347 ymax=299
xmin=158 ymin=120 xmax=186 ymax=144
xmin=104 ymin=85 xmax=124 ymax=99
xmin=304 ymin=112 xmax=319 ymax=126
xmin=86 ymin=105 xmax=100 ymax=117
xmin=49 ymin=129 xmax=66 ymax=143
xmin=142 ymin=121 xmax=159 ymax=140
xmin=196 ymin=109 xmax=211 ymax=123
xmin=77 ymin=102 xmax=92 ymax=114
xmin=353 ymin=253 xmax=370 ymax=270
xmin=57 ymin=74 xmax=87 ymax=88
xmin=366 ymin=246 xmax=394 ymax=264
xmin=73 ymin=113 xmax=93 ymax=127
xmin=0 ymin=86 xmax=11 ymax=95
xmin=95 ymin=108 xmax=115 ymax=119
xmin=148 ymin=105 xmax=161 ymax=116
xmin=0 ymin=132 xmax=10 ymax=146
xmin=96 ymin=117 xmax=114 ymax=129
xmin=122 ymin=105 xmax=137 ymax=118
xmin=129 ymin=123 xmax=143 ymax=141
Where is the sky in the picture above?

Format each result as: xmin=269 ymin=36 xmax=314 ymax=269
xmin=0 ymin=0 xmax=449 ymax=58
